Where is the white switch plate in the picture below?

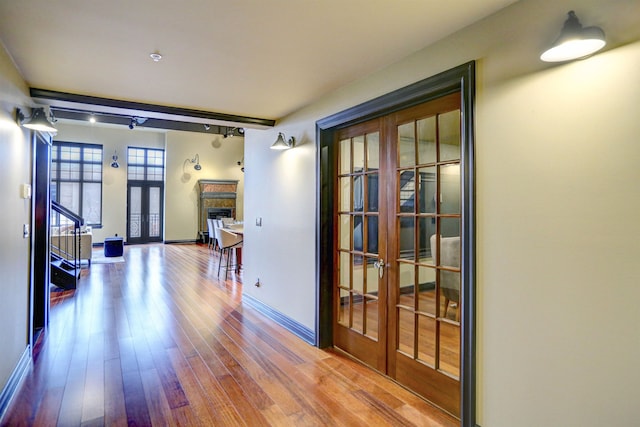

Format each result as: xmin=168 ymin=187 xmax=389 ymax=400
xmin=21 ymin=183 xmax=31 ymax=199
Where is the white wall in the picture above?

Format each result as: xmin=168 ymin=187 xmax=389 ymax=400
xmin=0 ymin=43 xmax=32 ymax=399
xmin=53 ymin=123 xmax=165 ymax=243
xmin=165 ymin=131 xmax=244 ymax=241
xmin=243 ymin=0 xmax=640 ymax=425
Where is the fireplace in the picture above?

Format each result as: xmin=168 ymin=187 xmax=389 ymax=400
xmin=207 ymin=207 xmax=233 ymax=219
xmin=197 ymin=179 xmax=238 ymax=237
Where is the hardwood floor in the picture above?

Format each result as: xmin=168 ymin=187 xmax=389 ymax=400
xmin=1 ymin=243 xmax=457 ymax=427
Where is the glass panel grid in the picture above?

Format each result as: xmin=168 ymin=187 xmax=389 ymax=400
xmin=395 ymin=107 xmax=462 ymax=373
xmin=51 ymin=142 xmax=103 ymax=226
xmin=336 ymin=129 xmax=382 ymax=341
xmin=364 ymin=296 xmax=379 ymax=340
xmin=353 ymin=135 xmax=365 ymax=172
xmin=397 ymin=307 xmax=415 ymax=357
xmin=417 ymin=315 xmax=436 ymax=366
xmin=127 ymin=148 xmax=165 ymax=181
xmin=438 ymin=321 xmax=460 ymax=378
xmin=339 ymin=139 xmax=351 ymax=174
xmin=366 ymin=132 xmax=380 ymax=170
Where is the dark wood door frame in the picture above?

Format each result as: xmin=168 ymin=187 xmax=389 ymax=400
xmin=316 ymin=61 xmax=476 ymax=426
xmin=31 ymin=132 xmax=52 ymax=348
xmin=126 ymin=181 xmax=165 ymax=244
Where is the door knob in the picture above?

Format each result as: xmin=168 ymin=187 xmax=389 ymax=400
xmin=373 ymin=259 xmax=386 ymax=278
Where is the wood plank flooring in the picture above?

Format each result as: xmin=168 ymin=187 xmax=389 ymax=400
xmin=1 ymin=243 xmax=457 ymax=426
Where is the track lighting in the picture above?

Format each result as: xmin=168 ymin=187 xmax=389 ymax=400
xmin=270 ymin=132 xmax=295 ymax=150
xmin=128 ymin=117 xmax=148 ymax=130
xmin=16 ymin=107 xmax=57 ymax=133
xmin=187 ymin=154 xmax=202 ymax=171
xmin=541 ymin=11 xmax=606 ymax=62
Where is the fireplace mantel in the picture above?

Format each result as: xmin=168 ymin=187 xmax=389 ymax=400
xmin=197 ymin=179 xmax=238 ymax=237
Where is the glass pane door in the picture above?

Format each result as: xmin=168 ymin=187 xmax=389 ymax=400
xmin=126 ymin=147 xmax=165 ymax=244
xmin=388 ymin=92 xmax=462 ymax=416
xmin=333 ymin=119 xmax=387 ymax=372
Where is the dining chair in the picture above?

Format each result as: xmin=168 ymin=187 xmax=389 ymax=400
xmin=217 ymin=228 xmax=243 ymax=279
xmin=206 ymin=218 xmax=217 ymax=250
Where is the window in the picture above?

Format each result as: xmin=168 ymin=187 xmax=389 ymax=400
xmin=127 ymin=147 xmax=164 ymax=181
xmin=51 ymin=142 xmax=103 ymax=226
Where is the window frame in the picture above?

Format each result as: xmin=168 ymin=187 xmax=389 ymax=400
xmin=51 ymin=141 xmax=104 ymax=227
xmin=126 ymin=146 xmax=165 ymax=182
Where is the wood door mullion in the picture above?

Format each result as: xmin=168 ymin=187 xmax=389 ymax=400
xmin=383 ymin=113 xmax=399 ymax=376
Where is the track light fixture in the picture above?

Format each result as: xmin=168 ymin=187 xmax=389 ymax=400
xmin=270 ymin=132 xmax=295 ymax=150
xmin=222 ymin=127 xmax=245 ymax=138
xmin=187 ymin=154 xmax=202 ymax=171
xmin=16 ymin=107 xmax=57 ymax=133
xmin=128 ymin=117 xmax=149 ymax=130
xmin=541 ymin=11 xmax=606 ymax=62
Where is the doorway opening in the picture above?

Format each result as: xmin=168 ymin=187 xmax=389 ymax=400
xmin=126 ymin=147 xmax=165 ymax=244
xmin=317 ymin=62 xmax=476 ymax=426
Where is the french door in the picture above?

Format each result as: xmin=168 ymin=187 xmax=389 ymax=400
xmin=127 ymin=182 xmax=163 ymax=243
xmin=334 ymin=92 xmax=463 ymax=416
xmin=126 ymin=147 xmax=165 ymax=244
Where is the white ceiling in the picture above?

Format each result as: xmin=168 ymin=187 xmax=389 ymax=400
xmin=0 ymin=0 xmax=518 ymax=125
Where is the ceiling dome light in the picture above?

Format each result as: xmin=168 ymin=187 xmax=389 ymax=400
xmin=541 ymin=11 xmax=606 ymax=62
xmin=149 ymin=52 xmax=163 ymax=62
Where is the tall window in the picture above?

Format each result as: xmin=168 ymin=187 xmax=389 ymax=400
xmin=51 ymin=142 xmax=103 ymax=226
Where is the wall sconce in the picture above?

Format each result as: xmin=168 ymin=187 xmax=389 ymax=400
xmin=16 ymin=107 xmax=57 ymax=133
xmin=540 ymin=11 xmax=606 ymax=62
xmin=110 ymin=150 xmax=120 ymax=168
xmin=187 ymin=154 xmax=202 ymax=170
xmin=270 ymin=132 xmax=295 ymax=150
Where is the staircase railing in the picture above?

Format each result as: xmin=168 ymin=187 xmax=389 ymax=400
xmin=50 ymin=201 xmax=85 ymax=288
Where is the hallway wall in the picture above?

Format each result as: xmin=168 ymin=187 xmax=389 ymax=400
xmin=0 ymin=43 xmax=33 ymax=406
xmin=242 ymin=0 xmax=640 ymax=425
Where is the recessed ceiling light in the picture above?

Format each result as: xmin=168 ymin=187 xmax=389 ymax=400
xmin=150 ymin=52 xmax=163 ymax=62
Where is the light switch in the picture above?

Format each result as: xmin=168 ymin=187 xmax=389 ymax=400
xmin=23 ymin=224 xmax=29 ymax=239
xmin=256 ymin=217 xmax=262 ymax=227
xmin=21 ymin=184 xmax=31 ymax=199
